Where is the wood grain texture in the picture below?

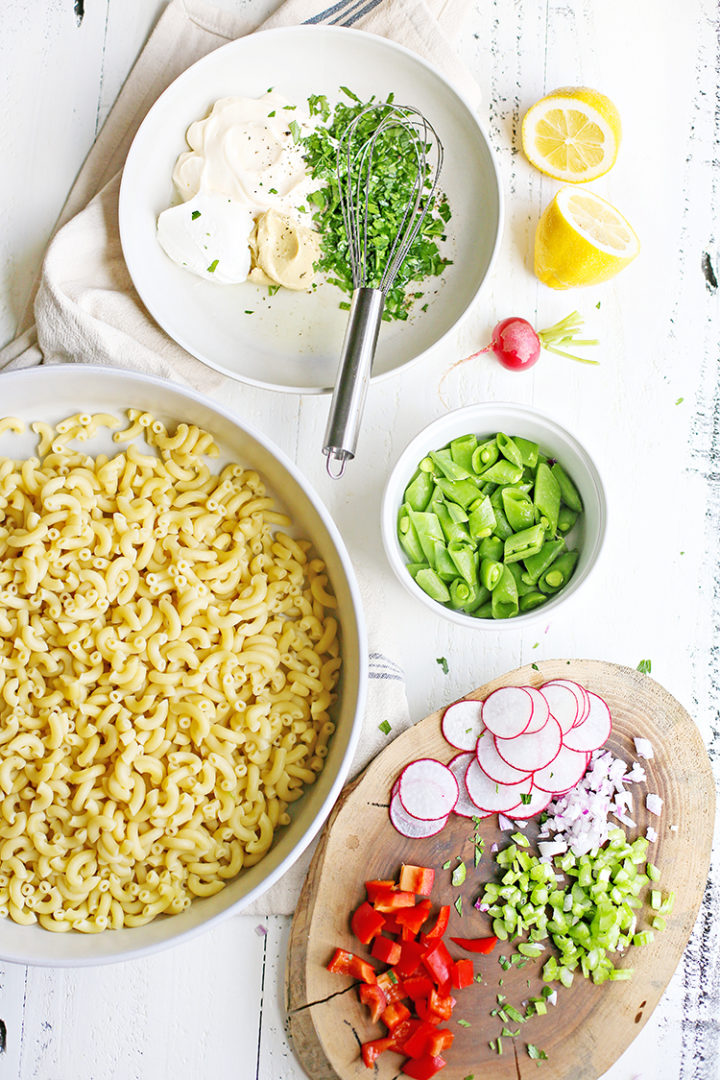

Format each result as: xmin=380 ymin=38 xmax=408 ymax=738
xmin=286 ymin=660 xmax=714 ymax=1080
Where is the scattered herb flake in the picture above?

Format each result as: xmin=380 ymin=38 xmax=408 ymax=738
xmin=268 ymin=187 xmax=278 ymax=195
xmin=531 ymin=663 xmax=539 ymax=671
xmin=267 ymin=110 xmax=276 ymax=117
xmin=675 ymin=397 xmax=684 ymax=405
xmin=532 ymin=642 xmax=539 ymax=649
xmin=436 ymin=656 xmax=449 ymax=674
xmin=457 ymin=1019 xmax=471 ymax=1028
xmin=527 ymin=1044 xmax=548 ymax=1061
xmin=191 ymin=210 xmax=201 ymax=220
xmin=288 ymin=120 xmax=301 ymax=143
xmin=244 ymin=310 xmax=254 ymax=315
xmin=340 ymin=85 xmax=361 ymax=102
xmin=268 ymin=285 xmax=280 ymax=296
xmin=451 ymin=860 xmax=466 ymax=887
xmin=454 ymin=896 xmax=463 ymax=916
xmin=378 ymin=719 xmax=391 ymax=735
xmin=520 ymin=792 xmax=532 ymax=805
xmin=206 ymin=260 xmax=219 ymax=273
xmin=596 ymin=301 xmax=601 ymax=309
xmin=637 ymin=659 xmax=652 ymax=674
xmin=442 ymin=860 xmax=452 ymax=870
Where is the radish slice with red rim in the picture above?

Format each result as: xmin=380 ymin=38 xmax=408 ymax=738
xmin=464 ymin=758 xmax=532 ymax=813
xmin=522 ymin=687 xmax=550 ymax=733
xmin=441 ymin=700 xmax=485 ymax=751
xmin=447 ymin=752 xmax=490 ymax=818
xmin=542 ymin=679 xmax=589 ymax=728
xmin=532 ymin=743 xmax=590 ymax=793
xmin=494 ymin=715 xmax=563 ymax=772
xmin=390 ymin=792 xmax=448 ymax=838
xmin=476 ymin=727 xmax=533 ymax=786
xmin=481 ymin=686 xmax=534 ymax=739
xmin=398 ymin=758 xmax=459 ymax=820
xmin=506 ymin=785 xmax=552 ymax=820
xmin=562 ymin=691 xmax=612 ymax=753
xmin=540 ymin=681 xmax=579 ymax=735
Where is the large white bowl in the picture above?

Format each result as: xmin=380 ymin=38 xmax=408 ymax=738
xmin=381 ymin=403 xmax=607 ymax=627
xmin=0 ymin=366 xmax=367 ymax=965
xmin=119 ymin=25 xmax=502 ymax=393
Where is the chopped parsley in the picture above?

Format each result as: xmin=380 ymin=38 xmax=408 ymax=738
xmin=191 ymin=210 xmax=201 ymax=220
xmin=675 ymin=397 xmax=684 ymax=405
xmin=268 ymin=188 xmax=278 ymax=195
xmin=454 ymin=896 xmax=463 ymax=916
xmin=206 ymin=259 xmax=219 ymax=273
xmin=457 ymin=1019 xmax=471 ymax=1028
xmin=268 ymin=285 xmax=280 ymax=296
xmin=288 ymin=120 xmax=301 ymax=144
xmin=340 ymin=85 xmax=361 ymax=102
xmin=442 ymin=860 xmax=451 ymax=870
xmin=378 ymin=719 xmax=391 ymax=735
xmin=267 ymin=110 xmax=276 ymax=117
xmin=637 ymin=659 xmax=652 ymax=674
xmin=436 ymin=656 xmax=449 ymax=674
xmin=520 ymin=792 xmax=532 ymax=805
xmin=531 ymin=662 xmax=539 ymax=671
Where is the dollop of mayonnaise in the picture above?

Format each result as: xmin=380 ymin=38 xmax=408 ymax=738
xmin=156 ymin=192 xmax=254 ymax=284
xmin=172 ymin=92 xmax=317 ymax=216
xmin=248 ymin=209 xmax=321 ymax=291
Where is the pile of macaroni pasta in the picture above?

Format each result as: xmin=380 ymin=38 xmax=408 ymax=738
xmin=0 ymin=410 xmax=341 ymax=932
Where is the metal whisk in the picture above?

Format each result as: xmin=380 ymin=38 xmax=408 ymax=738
xmin=322 ymin=103 xmax=443 ymax=478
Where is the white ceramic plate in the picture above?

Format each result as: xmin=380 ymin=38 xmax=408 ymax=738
xmin=119 ymin=25 xmax=502 ymax=393
xmin=0 ymin=366 xmax=367 ymax=965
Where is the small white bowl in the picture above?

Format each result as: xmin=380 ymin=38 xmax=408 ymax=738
xmin=381 ymin=403 xmax=607 ymax=627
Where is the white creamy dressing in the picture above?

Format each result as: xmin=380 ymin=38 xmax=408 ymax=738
xmin=157 ymin=91 xmax=321 ymax=291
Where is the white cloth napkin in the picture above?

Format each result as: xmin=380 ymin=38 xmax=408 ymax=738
xmin=0 ymin=0 xmax=480 ymax=914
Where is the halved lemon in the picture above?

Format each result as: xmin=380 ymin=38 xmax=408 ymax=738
xmin=522 ymin=87 xmax=621 ymax=182
xmin=534 ymin=187 xmax=640 ymax=289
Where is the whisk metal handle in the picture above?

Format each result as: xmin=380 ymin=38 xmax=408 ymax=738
xmin=323 ymin=287 xmax=385 ymax=479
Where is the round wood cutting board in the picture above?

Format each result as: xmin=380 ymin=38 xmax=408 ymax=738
xmin=285 ymin=659 xmax=715 ymax=1080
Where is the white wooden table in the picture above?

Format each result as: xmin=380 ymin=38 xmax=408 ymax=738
xmin=1 ymin=1 xmax=719 ymax=1077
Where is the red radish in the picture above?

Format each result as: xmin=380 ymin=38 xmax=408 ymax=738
xmin=447 ymin=752 xmax=492 ymax=818
xmin=398 ymin=759 xmax=459 ymax=820
xmin=522 ymin=687 xmax=550 ymax=733
xmin=441 ymin=700 xmax=485 ymax=751
xmin=389 ymin=792 xmax=448 ymax=838
xmin=482 ymin=686 xmax=534 ymax=739
xmin=562 ymin=691 xmax=612 ymax=753
xmin=543 ymin=678 xmax=590 ymax=728
xmin=540 ymin=681 xmax=579 ymax=734
xmin=464 ymin=758 xmax=532 ymax=813
xmin=532 ymin=743 xmax=589 ymax=794
xmin=507 ymin=785 xmax=553 ymax=820
xmin=475 ymin=728 xmax=533 ymax=786
xmin=494 ymin=715 xmax=563 ymax=773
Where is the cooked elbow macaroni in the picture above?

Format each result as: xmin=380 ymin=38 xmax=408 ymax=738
xmin=0 ymin=411 xmax=341 ymax=932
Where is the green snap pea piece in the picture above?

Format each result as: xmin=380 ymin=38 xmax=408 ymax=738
xmin=434 ymin=476 xmax=482 ymax=509
xmin=446 ymin=500 xmax=469 ymax=523
xmin=501 ymin=488 xmax=535 ymax=532
xmin=433 ymin=499 xmax=471 ymax=546
xmin=448 ymin=542 xmax=478 ymax=585
xmin=471 ymin=439 xmax=499 ymax=474
xmin=480 ymin=558 xmax=504 ymax=591
xmin=415 ymin=567 xmax=451 ymax=603
xmin=403 ymin=469 xmax=434 ymax=511
xmin=496 ymin=432 xmax=523 ymax=468
xmin=407 ymin=509 xmax=445 ymax=564
xmin=468 ymin=496 xmax=496 ymax=539
xmin=418 ymin=455 xmax=434 ymax=473
xmin=481 ymin=459 xmax=524 ymax=486
xmin=450 ymin=433 xmax=478 ymax=473
xmin=519 ymin=591 xmax=549 ymax=612
xmin=504 ymin=522 xmax=547 ymax=564
xmin=432 ymin=541 xmax=462 ymax=581
xmin=491 ymin=565 xmax=519 ymax=619
xmin=450 ymin=578 xmax=473 ymax=606
xmin=557 ymin=504 xmax=579 ymax=534
xmin=514 ymin=437 xmax=540 ymax=469
xmin=551 ymin=462 xmax=583 ymax=513
xmin=538 ymin=551 xmax=579 ymax=594
xmin=507 ymin=561 xmax=536 ymax=597
xmin=405 ymin=562 xmax=428 ymax=579
xmin=398 ymin=508 xmax=425 ymax=563
xmin=521 ymin=539 xmax=566 ymax=586
xmin=476 ymin=600 xmax=494 ymax=618
xmin=479 ymin=535 xmax=504 ymax=562
xmin=429 ymin=448 xmax=472 ymax=482
xmin=534 ymin=462 xmax=561 ymax=537
xmin=451 ymin=579 xmax=490 ymax=613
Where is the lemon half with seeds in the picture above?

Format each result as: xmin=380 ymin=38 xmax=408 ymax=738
xmin=522 ymin=87 xmax=621 ymax=183
xmin=534 ymin=187 xmax=640 ymax=289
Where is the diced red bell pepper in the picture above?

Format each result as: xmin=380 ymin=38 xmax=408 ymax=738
xmin=398 ymin=1020 xmax=436 ymax=1059
xmin=326 ymin=948 xmax=376 ymax=984
xmin=371 ymin=935 xmax=402 ymax=966
xmin=402 ymin=974 xmax=434 ymax=1002
xmin=381 ymin=1001 xmax=411 ymax=1032
xmin=450 ymin=958 xmax=474 ymax=990
xmin=365 ymin=879 xmax=397 ymax=903
xmin=422 ymin=938 xmax=454 ymax=985
xmin=351 ymin=900 xmax=386 ymax=945
xmin=396 ymin=899 xmax=432 ymax=936
xmin=373 ymin=887 xmax=416 ymax=912
xmin=394 ymin=940 xmax=427 ymax=979
xmin=382 ymin=912 xmax=403 ymax=935
xmin=401 ymin=1053 xmax=446 ymax=1078
xmin=361 ymin=1036 xmax=396 ymax=1067
xmin=376 ymin=970 xmax=407 ymax=1003
xmin=415 ymin=999 xmax=442 ymax=1026
xmin=398 ymin=864 xmax=436 ymax=896
xmin=358 ymin=983 xmax=387 ymax=1023
xmin=421 ymin=905 xmax=450 ymax=941
xmin=449 ymin=934 xmax=498 ymax=954
xmin=426 ymin=1030 xmax=454 ymax=1056
xmin=427 ymin=987 xmax=455 ymax=1021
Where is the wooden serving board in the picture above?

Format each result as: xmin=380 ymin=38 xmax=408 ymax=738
xmin=285 ymin=660 xmax=715 ymax=1080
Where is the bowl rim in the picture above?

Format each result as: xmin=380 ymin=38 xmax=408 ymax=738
xmin=381 ymin=402 xmax=607 ymax=629
xmin=118 ymin=24 xmax=504 ymax=395
xmin=0 ymin=364 xmax=368 ymax=965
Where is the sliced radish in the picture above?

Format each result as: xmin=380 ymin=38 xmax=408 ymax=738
xmin=542 ymin=679 xmax=589 ymax=728
xmin=532 ymin=743 xmax=589 ymax=793
xmin=390 ymin=792 xmax=448 ymax=838
xmin=562 ymin=692 xmax=612 ymax=753
xmin=447 ymin=752 xmax=491 ymax=818
xmin=523 ymin=687 xmax=550 ymax=733
xmin=540 ymin=681 xmax=579 ymax=735
xmin=398 ymin=759 xmax=459 ymax=821
xmin=494 ymin=715 xmax=563 ymax=773
xmin=482 ymin=686 xmax=534 ymax=739
xmin=475 ymin=728 xmax=533 ymax=786
xmin=507 ymin=785 xmax=552 ymax=820
xmin=441 ymin=700 xmax=485 ymax=751
xmin=464 ymin=758 xmax=532 ymax=813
